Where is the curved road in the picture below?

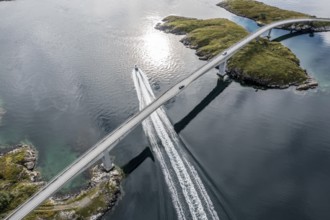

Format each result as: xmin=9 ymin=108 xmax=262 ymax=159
xmin=6 ymin=18 xmax=330 ymax=220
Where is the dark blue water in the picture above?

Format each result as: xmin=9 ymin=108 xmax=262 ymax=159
xmin=0 ymin=0 xmax=330 ymax=219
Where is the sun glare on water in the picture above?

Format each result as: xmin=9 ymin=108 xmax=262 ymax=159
xmin=322 ymin=32 xmax=330 ymax=46
xmin=142 ymin=29 xmax=171 ymax=67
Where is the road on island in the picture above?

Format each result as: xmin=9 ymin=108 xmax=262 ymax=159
xmin=6 ymin=17 xmax=330 ymax=220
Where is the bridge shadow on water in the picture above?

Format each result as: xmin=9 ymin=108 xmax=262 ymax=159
xmin=272 ymin=31 xmax=314 ymax=42
xmin=121 ymin=27 xmax=315 ymax=190
xmin=173 ymin=78 xmax=235 ymax=219
xmin=120 ymin=78 xmax=231 ymax=177
xmin=121 ymin=147 xmax=154 ymax=175
xmin=121 ymin=78 xmax=234 ymax=219
xmin=121 ymin=78 xmax=231 ymax=176
xmin=174 ymin=78 xmax=231 ymax=133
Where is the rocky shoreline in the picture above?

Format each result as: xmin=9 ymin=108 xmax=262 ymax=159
xmin=282 ymin=23 xmax=330 ymax=33
xmin=0 ymin=144 xmax=44 ymax=218
xmin=227 ymin=68 xmax=318 ymax=90
xmin=0 ymin=144 xmax=123 ymax=220
xmin=30 ymin=165 xmax=123 ymax=220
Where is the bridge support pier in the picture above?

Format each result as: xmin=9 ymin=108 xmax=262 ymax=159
xmin=222 ymin=61 xmax=227 ymax=75
xmin=217 ymin=61 xmax=227 ymax=77
xmin=267 ymin=29 xmax=272 ymax=39
xmin=102 ymin=149 xmax=113 ymax=172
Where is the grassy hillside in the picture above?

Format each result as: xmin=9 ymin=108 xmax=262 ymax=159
xmin=217 ymin=0 xmax=309 ymax=25
xmin=156 ymin=16 xmax=309 ymax=88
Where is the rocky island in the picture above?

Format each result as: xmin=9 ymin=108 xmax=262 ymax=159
xmin=156 ymin=16 xmax=317 ymax=89
xmin=0 ymin=144 xmax=123 ymax=219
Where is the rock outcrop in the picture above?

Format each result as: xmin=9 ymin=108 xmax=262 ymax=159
xmin=0 ymin=144 xmax=43 ymax=218
xmin=0 ymin=144 xmax=124 ymax=220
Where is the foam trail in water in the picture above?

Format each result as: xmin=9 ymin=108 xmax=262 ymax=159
xmin=132 ymin=69 xmax=220 ymax=220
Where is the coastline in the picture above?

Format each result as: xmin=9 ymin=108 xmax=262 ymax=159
xmin=155 ymin=16 xmax=318 ymax=90
xmin=0 ymin=144 xmax=123 ymax=220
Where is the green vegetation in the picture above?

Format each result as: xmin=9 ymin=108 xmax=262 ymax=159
xmin=157 ymin=16 xmax=248 ymax=60
xmin=0 ymin=145 xmax=42 ymax=218
xmin=228 ymin=39 xmax=307 ymax=86
xmin=26 ymin=166 xmax=123 ymax=220
xmin=0 ymin=191 xmax=11 ymax=211
xmin=0 ymin=145 xmax=123 ymax=220
xmin=156 ymin=16 xmax=309 ymax=88
xmin=217 ymin=0 xmax=309 ymax=25
xmin=217 ymin=0 xmax=330 ymax=29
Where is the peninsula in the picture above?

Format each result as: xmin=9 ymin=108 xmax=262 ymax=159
xmin=156 ymin=16 xmax=316 ymax=89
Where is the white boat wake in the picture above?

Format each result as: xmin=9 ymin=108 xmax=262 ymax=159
xmin=132 ymin=68 xmax=219 ymax=220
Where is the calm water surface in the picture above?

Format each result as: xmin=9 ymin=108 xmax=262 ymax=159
xmin=0 ymin=0 xmax=330 ymax=219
